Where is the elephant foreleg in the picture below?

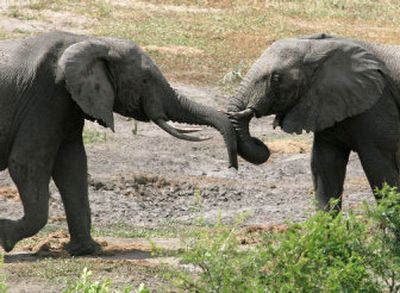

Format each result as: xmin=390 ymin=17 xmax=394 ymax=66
xmin=311 ymin=134 xmax=350 ymax=211
xmin=52 ymin=135 xmax=100 ymax=256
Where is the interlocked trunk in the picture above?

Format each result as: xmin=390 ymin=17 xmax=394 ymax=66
xmin=164 ymin=84 xmax=238 ymax=169
xmin=227 ymin=77 xmax=270 ymax=165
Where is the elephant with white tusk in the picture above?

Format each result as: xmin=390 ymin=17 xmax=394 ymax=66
xmin=0 ymin=31 xmax=238 ymax=255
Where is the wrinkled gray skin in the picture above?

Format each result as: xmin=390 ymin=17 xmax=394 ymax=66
xmin=228 ymin=33 xmax=400 ymax=210
xmin=0 ymin=31 xmax=237 ymax=256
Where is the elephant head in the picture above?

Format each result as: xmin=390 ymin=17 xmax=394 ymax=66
xmin=58 ymin=37 xmax=238 ymax=168
xmin=227 ymin=35 xmax=388 ymax=165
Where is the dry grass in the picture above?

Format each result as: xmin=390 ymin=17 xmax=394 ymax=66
xmin=0 ymin=186 xmax=20 ymax=201
xmin=268 ymin=139 xmax=311 ymax=154
xmin=2 ymin=0 xmax=400 ymax=87
xmin=346 ymin=176 xmax=370 ymax=188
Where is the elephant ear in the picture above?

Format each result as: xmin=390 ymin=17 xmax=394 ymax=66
xmin=280 ymin=40 xmax=387 ymax=134
xmin=58 ymin=40 xmax=115 ymax=130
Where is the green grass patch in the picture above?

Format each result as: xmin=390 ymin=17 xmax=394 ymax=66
xmin=0 ymin=256 xmax=6 ymax=293
xmin=83 ymin=129 xmax=107 ymax=145
xmin=5 ymin=257 xmax=161 ymax=286
xmin=63 ymin=267 xmax=150 ymax=293
xmin=92 ymin=222 xmax=183 ymax=239
xmin=92 ymin=222 xmax=220 ymax=240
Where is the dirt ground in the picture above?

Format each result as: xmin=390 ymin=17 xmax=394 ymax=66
xmin=0 ymin=2 xmax=378 ymax=291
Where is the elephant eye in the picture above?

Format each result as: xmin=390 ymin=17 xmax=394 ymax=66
xmin=270 ymin=72 xmax=280 ymax=83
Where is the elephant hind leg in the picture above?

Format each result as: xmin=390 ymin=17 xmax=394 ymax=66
xmin=357 ymin=145 xmax=400 ymax=198
xmin=311 ymin=134 xmax=350 ymax=211
xmin=0 ymin=157 xmax=52 ymax=252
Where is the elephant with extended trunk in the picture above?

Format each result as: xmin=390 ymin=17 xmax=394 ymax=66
xmin=227 ymin=33 xmax=400 ymax=210
xmin=0 ymin=31 xmax=237 ymax=255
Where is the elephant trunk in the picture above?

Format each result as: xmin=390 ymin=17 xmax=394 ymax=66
xmin=227 ymin=79 xmax=270 ymax=165
xmin=163 ymin=87 xmax=238 ymax=169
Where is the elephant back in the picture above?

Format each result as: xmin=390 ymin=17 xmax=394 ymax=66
xmin=360 ymin=42 xmax=400 ymax=88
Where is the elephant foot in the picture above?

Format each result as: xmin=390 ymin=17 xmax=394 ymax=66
xmin=0 ymin=219 xmax=17 ymax=253
xmin=0 ymin=236 xmax=16 ymax=253
xmin=65 ymin=238 xmax=102 ymax=256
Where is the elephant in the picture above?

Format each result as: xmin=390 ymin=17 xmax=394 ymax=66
xmin=227 ymin=33 xmax=400 ymax=211
xmin=0 ymin=31 xmax=238 ymax=256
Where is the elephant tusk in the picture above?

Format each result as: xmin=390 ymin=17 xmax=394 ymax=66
xmin=225 ymin=108 xmax=254 ymax=119
xmin=167 ymin=122 xmax=203 ymax=133
xmin=155 ymin=119 xmax=212 ymax=141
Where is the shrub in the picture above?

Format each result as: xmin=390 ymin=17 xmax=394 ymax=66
xmin=175 ymin=185 xmax=400 ymax=292
xmin=364 ymin=185 xmax=400 ymax=292
xmin=177 ymin=222 xmax=264 ymax=292
xmin=262 ymin=212 xmax=379 ymax=292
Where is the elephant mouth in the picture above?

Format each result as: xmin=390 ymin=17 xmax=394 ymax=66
xmin=227 ymin=107 xmax=256 ymax=119
xmin=132 ymin=95 xmax=150 ymax=122
xmin=252 ymin=107 xmax=262 ymax=118
xmin=228 ymin=107 xmax=264 ymax=119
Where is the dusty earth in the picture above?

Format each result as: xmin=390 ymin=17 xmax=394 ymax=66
xmin=0 ymin=2 xmax=377 ymax=291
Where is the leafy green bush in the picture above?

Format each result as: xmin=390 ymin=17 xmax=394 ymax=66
xmin=175 ymin=185 xmax=400 ymax=292
xmin=364 ymin=185 xmax=400 ymax=292
xmin=262 ymin=212 xmax=379 ymax=292
xmin=177 ymin=222 xmax=263 ymax=292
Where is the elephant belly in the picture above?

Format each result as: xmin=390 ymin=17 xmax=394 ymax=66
xmin=334 ymin=97 xmax=400 ymax=151
xmin=0 ymin=126 xmax=11 ymax=170
xmin=0 ymin=108 xmax=14 ymax=171
xmin=0 ymin=90 xmax=23 ymax=171
xmin=0 ymin=142 xmax=9 ymax=171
